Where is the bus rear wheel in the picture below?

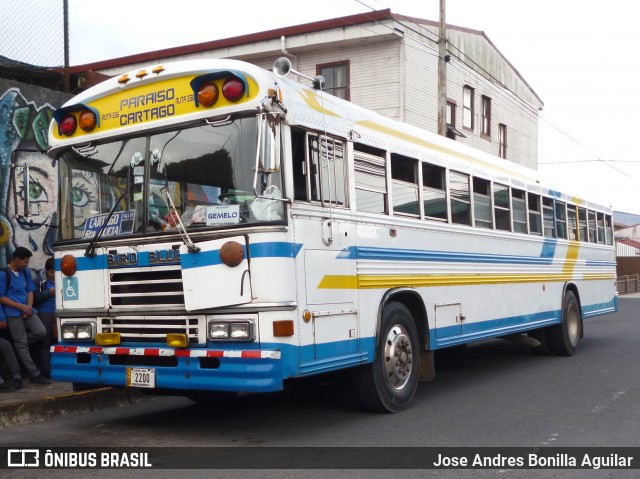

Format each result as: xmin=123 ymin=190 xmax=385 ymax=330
xmin=353 ymin=302 xmax=420 ymax=413
xmin=549 ymin=290 xmax=581 ymax=356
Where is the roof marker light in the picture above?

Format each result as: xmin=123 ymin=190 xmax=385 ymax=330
xmin=78 ymin=110 xmax=96 ymax=132
xmin=197 ymin=81 xmax=219 ymax=108
xmin=58 ymin=114 xmax=77 ymax=136
xmin=222 ymin=76 xmax=245 ymax=102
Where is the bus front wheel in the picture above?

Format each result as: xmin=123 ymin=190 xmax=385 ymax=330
xmin=353 ymin=302 xmax=420 ymax=413
xmin=549 ymin=290 xmax=581 ymax=356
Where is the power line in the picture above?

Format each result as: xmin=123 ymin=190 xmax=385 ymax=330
xmin=538 ymin=114 xmax=632 ymax=177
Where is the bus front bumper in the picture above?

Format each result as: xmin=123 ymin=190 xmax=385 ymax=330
xmin=50 ymin=345 xmax=284 ymax=393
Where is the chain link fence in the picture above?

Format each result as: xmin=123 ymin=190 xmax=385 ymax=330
xmin=0 ymin=0 xmax=68 ymax=91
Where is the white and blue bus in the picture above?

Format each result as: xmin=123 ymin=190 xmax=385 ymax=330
xmin=46 ymin=58 xmax=616 ymax=412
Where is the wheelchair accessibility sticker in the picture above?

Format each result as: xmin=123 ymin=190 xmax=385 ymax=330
xmin=63 ymin=277 xmax=79 ymax=301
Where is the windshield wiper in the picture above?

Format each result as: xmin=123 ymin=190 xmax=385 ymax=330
xmin=84 ymin=191 xmax=126 ymax=257
xmin=160 ymin=166 xmax=200 ymax=253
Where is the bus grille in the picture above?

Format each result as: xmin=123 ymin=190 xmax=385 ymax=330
xmin=109 ymin=265 xmax=184 ymax=308
xmin=99 ymin=316 xmax=205 ymax=344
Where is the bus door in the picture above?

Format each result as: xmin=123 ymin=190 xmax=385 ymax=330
xmin=304 ymin=235 xmax=358 ymax=360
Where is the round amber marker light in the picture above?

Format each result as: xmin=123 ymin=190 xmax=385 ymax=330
xmin=60 ymin=254 xmax=77 ymax=276
xmin=198 ymin=82 xmax=219 ymax=107
xmin=220 ymin=241 xmax=244 ymax=267
xmin=79 ymin=110 xmax=96 ymax=132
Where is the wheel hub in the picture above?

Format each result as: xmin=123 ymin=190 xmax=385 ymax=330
xmin=384 ymin=325 xmax=414 ymax=390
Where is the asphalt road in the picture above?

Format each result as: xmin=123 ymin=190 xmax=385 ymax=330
xmin=2 ymin=296 xmax=640 ymax=479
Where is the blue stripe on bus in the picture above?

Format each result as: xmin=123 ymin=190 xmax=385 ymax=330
xmin=181 ymin=242 xmax=303 ymax=269
xmin=61 ymin=242 xmax=304 ymax=272
xmin=337 ymin=245 xmax=557 ymax=265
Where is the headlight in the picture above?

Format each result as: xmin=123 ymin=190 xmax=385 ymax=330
xmin=229 ymin=322 xmax=250 ymax=339
xmin=77 ymin=324 xmax=93 ymax=340
xmin=209 ymin=323 xmax=229 ymax=340
xmin=208 ymin=320 xmax=254 ymax=341
xmin=61 ymin=322 xmax=95 ymax=341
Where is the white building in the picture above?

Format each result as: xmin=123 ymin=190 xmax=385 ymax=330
xmin=70 ymin=9 xmax=543 ymax=169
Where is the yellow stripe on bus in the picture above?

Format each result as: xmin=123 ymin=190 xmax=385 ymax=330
xmin=317 ymin=273 xmax=614 ymax=290
xmin=562 ymin=241 xmax=581 ymax=276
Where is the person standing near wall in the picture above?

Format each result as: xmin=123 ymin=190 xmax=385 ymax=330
xmin=0 ymin=247 xmax=50 ymax=386
xmin=33 ymin=257 xmax=55 ymax=379
xmin=0 ymin=309 xmax=23 ymax=390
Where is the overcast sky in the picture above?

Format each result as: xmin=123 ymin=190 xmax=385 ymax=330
xmin=59 ymin=1 xmax=640 ymax=215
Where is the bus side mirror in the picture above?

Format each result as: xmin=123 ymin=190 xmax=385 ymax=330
xmin=262 ymin=114 xmax=281 ymax=174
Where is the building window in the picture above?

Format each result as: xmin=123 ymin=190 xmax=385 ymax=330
xmin=317 ymin=61 xmax=349 ymax=100
xmin=498 ymin=123 xmax=507 ymax=159
xmin=481 ymin=95 xmax=491 ymax=139
xmin=445 ymin=100 xmax=466 ymax=140
xmin=462 ymin=86 xmax=474 ymax=130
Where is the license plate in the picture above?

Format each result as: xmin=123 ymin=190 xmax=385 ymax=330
xmin=126 ymin=368 xmax=156 ymax=388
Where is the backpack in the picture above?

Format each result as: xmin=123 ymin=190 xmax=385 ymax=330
xmin=3 ymin=267 xmax=30 ymax=296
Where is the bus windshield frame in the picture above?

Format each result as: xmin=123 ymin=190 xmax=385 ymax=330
xmin=55 ymin=115 xmax=285 ymax=243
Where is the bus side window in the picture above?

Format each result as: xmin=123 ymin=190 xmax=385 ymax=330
xmin=596 ymin=212 xmax=606 ymax=243
xmin=555 ymin=201 xmax=567 ymax=239
xmin=493 ymin=183 xmax=510 ymax=231
xmin=449 ymin=171 xmax=471 ymax=225
xmin=306 ymin=133 xmax=347 ymax=207
xmin=578 ymin=207 xmax=588 ymax=241
xmin=605 ymin=214 xmax=613 ymax=245
xmin=422 ymin=163 xmax=448 ymax=221
xmin=472 ymin=177 xmax=492 ymax=229
xmin=567 ymin=204 xmax=578 ymax=240
xmin=354 ymin=143 xmax=387 ymax=214
xmin=292 ymin=129 xmax=308 ymax=201
xmin=588 ymin=210 xmax=597 ymax=242
xmin=391 ymin=154 xmax=419 ymax=217
xmin=512 ymin=188 xmax=527 ymax=233
xmin=542 ymin=197 xmax=555 ymax=238
xmin=527 ymin=192 xmax=542 ymax=235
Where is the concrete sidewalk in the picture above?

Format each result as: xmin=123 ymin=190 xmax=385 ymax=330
xmin=0 ymin=379 xmax=146 ymax=428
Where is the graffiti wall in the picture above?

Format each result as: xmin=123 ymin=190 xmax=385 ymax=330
xmin=0 ymin=79 xmax=71 ymax=272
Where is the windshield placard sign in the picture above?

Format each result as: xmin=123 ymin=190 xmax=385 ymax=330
xmin=206 ymin=205 xmax=240 ymax=226
xmin=82 ymin=210 xmax=136 ymax=239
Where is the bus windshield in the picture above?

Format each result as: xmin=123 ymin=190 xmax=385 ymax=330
xmin=56 ymin=116 xmax=284 ymax=242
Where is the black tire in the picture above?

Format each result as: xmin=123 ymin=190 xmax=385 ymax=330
xmin=549 ymin=290 xmax=581 ymax=356
xmin=353 ymin=302 xmax=420 ymax=413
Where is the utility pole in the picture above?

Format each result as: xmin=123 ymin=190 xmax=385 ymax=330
xmin=437 ymin=0 xmax=448 ymax=137
xmin=63 ymin=0 xmax=70 ymax=93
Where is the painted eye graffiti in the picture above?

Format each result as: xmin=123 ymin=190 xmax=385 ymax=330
xmin=71 ymin=182 xmax=95 ymax=208
xmin=17 ymin=176 xmax=48 ymax=203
